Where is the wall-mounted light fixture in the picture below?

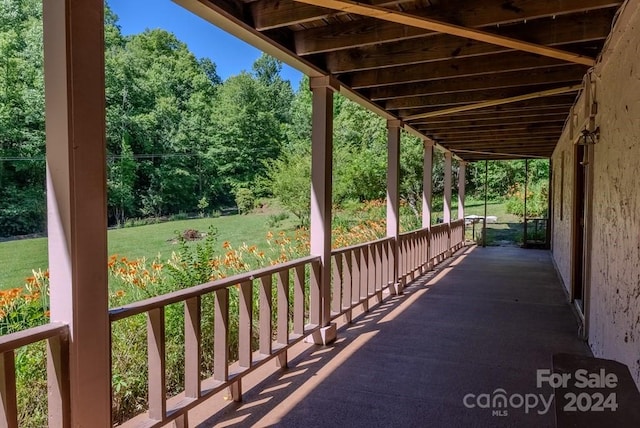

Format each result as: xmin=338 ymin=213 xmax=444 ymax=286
xmin=577 ymin=126 xmax=599 ymax=145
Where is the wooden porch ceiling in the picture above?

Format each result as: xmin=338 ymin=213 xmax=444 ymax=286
xmin=179 ymin=0 xmax=622 ymax=160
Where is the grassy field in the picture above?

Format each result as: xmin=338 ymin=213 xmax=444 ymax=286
xmin=461 ymin=197 xmax=524 ymax=245
xmin=0 ymin=198 xmax=523 ymax=290
xmin=0 ymin=211 xmax=299 ymax=290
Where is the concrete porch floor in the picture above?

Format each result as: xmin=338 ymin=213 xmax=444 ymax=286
xmin=194 ymin=246 xmax=590 ymax=428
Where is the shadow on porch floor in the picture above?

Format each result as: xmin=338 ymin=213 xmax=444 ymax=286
xmin=193 ymin=246 xmax=589 ymax=428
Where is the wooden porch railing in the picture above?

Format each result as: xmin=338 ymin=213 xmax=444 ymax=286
xmin=0 ymin=223 xmax=467 ymax=427
xmin=450 ymin=219 xmax=466 ymax=251
xmin=109 ymin=255 xmax=321 ymax=427
xmin=0 ymin=322 xmax=69 ymax=427
xmin=330 ymin=237 xmax=395 ymax=320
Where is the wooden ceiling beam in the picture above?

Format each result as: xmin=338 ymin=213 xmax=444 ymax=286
xmin=385 ymin=84 xmax=577 ymax=110
xmin=435 ymin=131 xmax=562 ymax=141
xmin=294 ymin=0 xmax=594 ymax=65
xmin=423 ymin=123 xmax=566 ymax=136
xmin=368 ymin=66 xmax=587 ymax=101
xmin=451 ymin=149 xmax=550 ymax=160
xmin=401 ymin=99 xmax=576 ymax=121
xmin=414 ymin=113 xmax=568 ymax=129
xmin=291 ymin=0 xmax=621 ymax=54
xmin=441 ymin=136 xmax=560 ymax=145
xmin=447 ymin=142 xmax=557 ymax=149
xmin=404 ymin=85 xmax=581 ymax=121
xmin=251 ymin=0 xmax=410 ymax=31
xmin=440 ymin=142 xmax=560 ymax=152
xmin=348 ymin=52 xmax=577 ymax=89
xmin=326 ymin=13 xmax=613 ymax=74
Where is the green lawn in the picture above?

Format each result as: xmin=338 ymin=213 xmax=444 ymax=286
xmin=0 ymin=197 xmax=524 ymax=290
xmin=461 ymin=197 xmax=524 ymax=245
xmin=0 ymin=211 xmax=298 ymax=290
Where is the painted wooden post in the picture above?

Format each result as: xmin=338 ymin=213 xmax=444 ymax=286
xmin=43 ymin=0 xmax=111 ymax=425
xmin=443 ymin=152 xmax=452 ymax=224
xmin=308 ymin=76 xmax=339 ymax=344
xmin=458 ymin=161 xmax=466 ymax=220
xmin=458 ymin=161 xmax=466 ymax=247
xmin=422 ymin=140 xmax=434 ymax=229
xmin=443 ymin=152 xmax=452 ymax=254
xmin=387 ymin=120 xmax=402 ymax=294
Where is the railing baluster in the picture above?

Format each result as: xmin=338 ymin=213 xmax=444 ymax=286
xmin=277 ymin=270 xmax=290 ymax=346
xmin=214 ymin=288 xmax=229 ymax=382
xmin=381 ymin=241 xmax=388 ymax=288
xmin=375 ymin=243 xmax=382 ymax=293
xmin=331 ymin=253 xmax=342 ymax=316
xmin=147 ymin=307 xmax=166 ymax=421
xmin=374 ymin=243 xmax=382 ymax=301
xmin=310 ymin=261 xmax=321 ymax=326
xmin=259 ymin=276 xmax=273 ymax=355
xmin=342 ymin=250 xmax=353 ymax=322
xmin=411 ymin=235 xmax=415 ymax=274
xmin=277 ymin=270 xmax=289 ymax=368
xmin=367 ymin=244 xmax=375 ymax=298
xmin=398 ymin=237 xmax=407 ymax=281
xmin=184 ymin=296 xmax=201 ymax=398
xmin=352 ymin=248 xmax=361 ymax=305
xmin=360 ymin=246 xmax=369 ymax=311
xmin=414 ymin=233 xmax=419 ymax=274
xmin=238 ymin=281 xmax=253 ymax=368
xmin=0 ymin=351 xmax=18 ymax=428
xmin=47 ymin=331 xmax=70 ymax=428
xmin=293 ymin=266 xmax=305 ymax=335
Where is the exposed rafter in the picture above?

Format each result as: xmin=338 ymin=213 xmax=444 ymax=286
xmin=291 ymin=0 xmax=622 ymax=55
xmin=293 ymin=0 xmax=595 ymax=65
xmin=405 ymin=85 xmax=582 ymax=121
xmin=325 ymin=14 xmax=613 ymax=73
xmin=368 ymin=66 xmax=587 ymax=101
xmin=181 ymin=0 xmax=621 ymax=160
xmin=450 ymin=149 xmax=549 ymax=159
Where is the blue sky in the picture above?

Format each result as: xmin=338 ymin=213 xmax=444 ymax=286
xmin=108 ymin=0 xmax=304 ymax=89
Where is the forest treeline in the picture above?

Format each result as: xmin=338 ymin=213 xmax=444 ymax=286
xmin=0 ymin=1 xmax=548 ymax=237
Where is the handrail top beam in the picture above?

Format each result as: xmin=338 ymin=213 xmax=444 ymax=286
xmin=110 ymin=255 xmax=320 ymax=321
xmin=330 ymin=236 xmax=394 ymax=256
xmin=0 ymin=322 xmax=68 ymax=354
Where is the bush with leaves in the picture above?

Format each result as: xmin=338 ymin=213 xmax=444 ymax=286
xmin=506 ymin=181 xmax=549 ymax=218
xmin=235 ymin=188 xmax=256 ymax=214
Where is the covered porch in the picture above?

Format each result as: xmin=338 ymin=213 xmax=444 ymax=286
xmin=192 ymin=246 xmax=590 ymax=427
xmin=1 ymin=0 xmax=639 ymax=426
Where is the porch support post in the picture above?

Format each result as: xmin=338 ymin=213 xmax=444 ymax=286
xmin=458 ymin=161 xmax=466 ymax=220
xmin=387 ymin=120 xmax=402 ymax=295
xmin=443 ymin=152 xmax=452 ymax=223
xmin=443 ymin=152 xmax=452 ymax=254
xmin=422 ymin=140 xmax=434 ymax=229
xmin=308 ymin=76 xmax=339 ymax=345
xmin=43 ymin=0 xmax=110 ymax=425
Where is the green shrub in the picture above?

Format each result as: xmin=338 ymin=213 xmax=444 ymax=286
xmin=235 ymin=188 xmax=256 ymax=214
xmin=267 ymin=212 xmax=289 ymax=228
xmin=506 ymin=181 xmax=548 ymax=218
xmin=169 ymin=212 xmax=189 ymax=221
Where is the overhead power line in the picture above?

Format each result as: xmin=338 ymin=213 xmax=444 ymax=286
xmin=0 ymin=153 xmax=203 ymax=162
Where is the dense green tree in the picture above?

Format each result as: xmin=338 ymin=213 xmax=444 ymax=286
xmin=0 ymin=0 xmax=46 ymax=236
xmin=105 ymin=27 xmax=221 ymax=219
xmin=209 ymin=57 xmax=293 ymax=199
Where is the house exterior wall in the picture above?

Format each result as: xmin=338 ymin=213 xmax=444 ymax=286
xmin=551 ymin=0 xmax=640 ymax=387
xmin=551 ymin=137 xmax=574 ymax=292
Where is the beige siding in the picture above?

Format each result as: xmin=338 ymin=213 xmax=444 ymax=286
xmin=551 ymin=1 xmax=640 ymax=387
